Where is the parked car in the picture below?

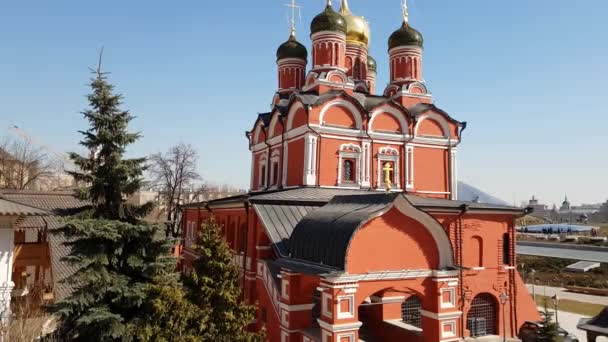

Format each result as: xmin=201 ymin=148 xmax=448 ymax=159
xmin=519 ymin=321 xmax=579 ymax=342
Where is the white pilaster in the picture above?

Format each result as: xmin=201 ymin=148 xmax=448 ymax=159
xmin=0 ymin=219 xmax=15 ymax=323
xmin=450 ymin=149 xmax=458 ymax=200
xmin=361 ymin=142 xmax=371 ymax=187
xmin=303 ymin=134 xmax=318 ymax=186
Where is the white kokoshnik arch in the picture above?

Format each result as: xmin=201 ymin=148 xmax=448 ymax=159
xmin=414 ymin=112 xmax=450 ymax=138
xmin=344 ymin=194 xmax=455 ymax=270
xmin=285 ymin=101 xmax=306 ymax=131
xmin=318 ymin=99 xmax=363 ymax=130
xmin=368 ymin=105 xmax=409 ymax=134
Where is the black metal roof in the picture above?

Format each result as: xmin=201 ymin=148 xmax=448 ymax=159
xmin=578 ymin=308 xmax=608 ymax=335
xmin=289 ymin=193 xmax=400 ymax=269
xmin=253 ymin=203 xmax=319 ymax=256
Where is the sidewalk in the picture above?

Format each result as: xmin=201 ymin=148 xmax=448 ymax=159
xmin=526 ymin=284 xmax=608 ymax=306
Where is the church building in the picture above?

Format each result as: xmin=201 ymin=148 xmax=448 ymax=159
xmin=180 ymin=1 xmax=540 ymax=341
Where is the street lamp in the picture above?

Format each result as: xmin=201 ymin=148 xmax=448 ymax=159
xmin=552 ymin=294 xmax=560 ymax=326
xmin=529 ymin=269 xmax=536 ymax=303
xmin=499 ymin=291 xmax=509 ymax=342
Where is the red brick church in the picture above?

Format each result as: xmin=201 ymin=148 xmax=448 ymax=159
xmin=180 ymin=1 xmax=540 ymax=341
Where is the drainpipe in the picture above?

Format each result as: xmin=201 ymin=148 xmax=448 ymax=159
xmin=363 ymin=113 xmax=374 ymax=190
xmin=457 ymin=203 xmax=469 ymax=339
xmin=262 ymin=127 xmax=271 ymax=190
xmin=242 ymin=202 xmax=250 ymax=298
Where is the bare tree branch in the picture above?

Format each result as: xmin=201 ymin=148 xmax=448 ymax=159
xmin=0 ymin=136 xmax=53 ymax=190
xmin=148 ymin=143 xmax=203 ymax=238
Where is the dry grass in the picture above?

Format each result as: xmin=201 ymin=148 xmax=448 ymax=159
xmin=534 ymin=295 xmax=604 ymax=317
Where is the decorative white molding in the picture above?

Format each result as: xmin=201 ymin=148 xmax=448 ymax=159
xmin=337 ymin=143 xmax=362 ymax=186
xmin=414 ymin=113 xmax=450 ymax=138
xmin=303 ymin=134 xmax=318 ymax=186
xmin=336 ymin=295 xmax=355 ymax=319
xmin=362 ymin=141 xmax=371 ymax=187
xmin=322 ymin=292 xmax=333 ymax=319
xmin=450 ymin=149 xmax=458 ymax=200
xmin=318 ymin=99 xmax=363 ymax=130
xmin=369 ymin=106 xmax=409 ymax=134
xmin=376 ymin=146 xmax=401 ymax=189
xmin=405 ymin=145 xmax=414 ymax=189
xmin=419 ymin=310 xmax=462 ymax=320
xmin=279 ymin=302 xmax=316 ymax=312
xmin=317 ymin=319 xmax=363 ymax=333
xmin=286 ymin=102 xmax=306 ymax=131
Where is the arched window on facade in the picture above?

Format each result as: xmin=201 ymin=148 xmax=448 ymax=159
xmin=342 ymin=159 xmax=355 ymax=183
xmin=471 ymin=236 xmax=483 ymax=268
xmin=467 ymin=293 xmax=497 ymax=337
xmin=401 ymin=296 xmax=422 ymax=328
xmin=502 ymin=233 xmax=511 ymax=265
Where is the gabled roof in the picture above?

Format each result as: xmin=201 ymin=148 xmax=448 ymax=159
xmin=289 ymin=193 xmax=400 ymax=269
xmin=409 ymin=102 xmax=464 ymax=126
xmin=0 ymin=198 xmax=49 ymax=216
xmin=0 ymin=190 xmax=89 ymax=300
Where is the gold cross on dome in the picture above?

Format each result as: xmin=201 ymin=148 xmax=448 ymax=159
xmin=284 ymin=0 xmax=302 ymax=37
xmin=383 ymin=162 xmax=393 ymax=192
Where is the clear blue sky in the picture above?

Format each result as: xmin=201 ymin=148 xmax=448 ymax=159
xmin=1 ymin=0 xmax=606 ymax=207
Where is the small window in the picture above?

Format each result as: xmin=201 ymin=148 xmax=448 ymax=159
xmin=343 ymin=159 xmax=355 ymax=183
xmin=271 ymin=162 xmax=279 ymax=186
xmin=260 ymin=165 xmax=266 ymax=187
xmin=502 ymin=233 xmax=511 ymax=265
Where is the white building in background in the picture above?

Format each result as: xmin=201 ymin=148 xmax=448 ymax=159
xmin=0 ymin=198 xmax=47 ymax=326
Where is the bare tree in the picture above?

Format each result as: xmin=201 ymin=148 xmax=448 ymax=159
xmin=0 ymin=137 xmax=52 ymax=190
xmin=149 ymin=143 xmax=204 ymax=237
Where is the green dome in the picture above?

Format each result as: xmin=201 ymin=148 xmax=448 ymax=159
xmin=311 ymin=4 xmax=347 ymax=35
xmin=277 ymin=34 xmax=308 ymax=61
xmin=388 ymin=22 xmax=423 ymax=50
xmin=367 ymin=55 xmax=377 ymax=72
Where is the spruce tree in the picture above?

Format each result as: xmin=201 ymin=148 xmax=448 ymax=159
xmin=538 ymin=300 xmax=561 ymax=342
xmin=184 ymin=218 xmax=261 ymax=342
xmin=50 ymin=56 xmax=178 ymax=341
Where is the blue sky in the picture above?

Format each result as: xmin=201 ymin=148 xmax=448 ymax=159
xmin=1 ymin=0 xmax=606 ymax=207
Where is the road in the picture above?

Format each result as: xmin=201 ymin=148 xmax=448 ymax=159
xmin=517 ymin=242 xmax=608 ymax=263
xmin=526 ymin=284 xmax=608 ymax=306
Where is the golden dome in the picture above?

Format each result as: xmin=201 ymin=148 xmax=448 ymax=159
xmin=340 ymin=0 xmax=370 ymax=46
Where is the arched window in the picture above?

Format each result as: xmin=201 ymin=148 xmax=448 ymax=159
xmin=467 ymin=294 xmax=497 ymax=337
xmin=401 ymin=296 xmax=422 ymax=328
xmin=502 ymin=233 xmax=511 ymax=265
xmin=471 ymin=236 xmax=483 ymax=268
xmin=343 ymin=159 xmax=355 ymax=183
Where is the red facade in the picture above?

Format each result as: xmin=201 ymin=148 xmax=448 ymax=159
xmin=180 ymin=1 xmax=540 ymax=341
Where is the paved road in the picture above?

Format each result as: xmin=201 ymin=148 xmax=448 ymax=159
xmin=517 ymin=244 xmax=608 ymax=263
xmin=526 ymin=284 xmax=608 ymax=306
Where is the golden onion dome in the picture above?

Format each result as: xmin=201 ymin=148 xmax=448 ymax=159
xmin=340 ymin=0 xmax=370 ymax=46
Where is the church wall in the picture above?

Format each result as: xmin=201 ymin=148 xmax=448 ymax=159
xmin=318 ymin=105 xmax=359 ymax=129
xmin=346 ymin=208 xmax=440 ymax=274
xmin=286 ymin=137 xmax=306 ymax=186
xmin=412 ymin=146 xmax=449 ymax=196
xmin=318 ymin=138 xmax=360 ymax=186
xmin=416 ymin=118 xmax=445 ymax=137
xmin=370 ymin=112 xmax=404 ymax=133
xmin=289 ymin=107 xmax=308 ymax=130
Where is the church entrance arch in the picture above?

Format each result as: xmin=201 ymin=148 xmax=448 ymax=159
xmin=467 ymin=293 xmax=498 ymax=337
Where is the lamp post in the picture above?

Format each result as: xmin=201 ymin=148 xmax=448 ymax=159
xmin=530 ymin=269 xmax=536 ymax=303
xmin=552 ymin=294 xmax=559 ymax=327
xmin=499 ymin=291 xmax=509 ymax=342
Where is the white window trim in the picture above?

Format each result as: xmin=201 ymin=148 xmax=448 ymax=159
xmin=440 ymin=287 xmax=456 ymax=309
xmin=322 ymin=292 xmax=333 ymax=319
xmin=337 ymin=143 xmax=362 ymax=186
xmin=336 ymin=295 xmax=355 ymax=319
xmin=441 ymin=320 xmax=457 ymax=338
xmin=337 ymin=332 xmax=355 ymax=342
xmin=281 ymin=280 xmax=290 ymax=300
xmin=269 ymin=149 xmax=281 ymax=189
xmin=258 ymin=153 xmax=268 ymax=188
xmin=376 ymin=146 xmax=401 ymax=189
